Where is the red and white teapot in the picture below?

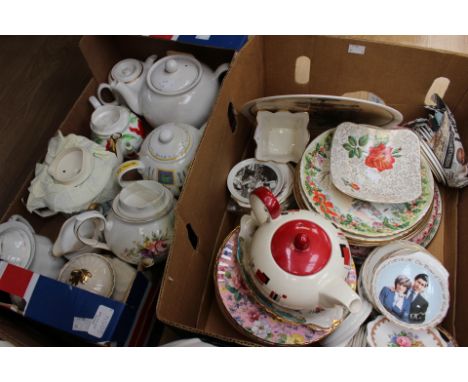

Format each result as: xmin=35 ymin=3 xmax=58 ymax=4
xmin=242 ymin=187 xmax=362 ymax=313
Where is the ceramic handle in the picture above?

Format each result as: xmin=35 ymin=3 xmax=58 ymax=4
xmin=145 ymin=54 xmax=158 ymax=67
xmin=73 ymin=211 xmax=110 ymax=251
xmin=88 ymin=96 xmax=102 ymax=110
xmin=249 ymin=187 xmax=281 ymax=225
xmin=97 ymin=83 xmax=119 ymax=106
xmin=214 ymin=63 xmax=230 ymax=80
xmin=9 ymin=215 xmax=35 ymax=233
xmin=116 ymin=160 xmax=146 ymax=187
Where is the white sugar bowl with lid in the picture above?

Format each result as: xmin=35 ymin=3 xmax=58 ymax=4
xmin=117 ymin=122 xmax=203 ymax=197
xmin=244 ymin=187 xmax=362 ymax=313
xmin=73 ymin=180 xmax=175 ymax=267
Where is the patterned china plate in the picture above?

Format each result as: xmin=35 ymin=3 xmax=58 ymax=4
xmin=215 ymin=227 xmax=335 ymax=345
xmin=236 ymin=228 xmax=357 ymax=330
xmin=299 ymin=129 xmax=434 ymax=238
xmin=241 ymin=94 xmax=403 ymax=128
xmin=330 ymin=123 xmax=422 ymax=203
xmin=366 ymin=316 xmax=445 ymax=347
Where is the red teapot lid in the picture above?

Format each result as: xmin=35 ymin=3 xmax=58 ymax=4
xmin=271 ymin=219 xmax=331 ymax=276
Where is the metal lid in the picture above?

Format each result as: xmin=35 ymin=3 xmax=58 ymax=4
xmin=147 ymin=55 xmax=202 ymax=95
xmin=271 ymin=219 xmax=332 ymax=276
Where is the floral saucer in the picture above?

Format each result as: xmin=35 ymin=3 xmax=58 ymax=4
xmin=241 ymin=94 xmax=403 ymax=128
xmin=236 ymin=225 xmax=357 ymax=330
xmin=215 ymin=227 xmax=332 ymax=345
xmin=330 ymin=123 xmax=421 ymax=203
xmin=366 ymin=316 xmax=445 ymax=347
xmin=299 ymin=129 xmax=434 ymax=239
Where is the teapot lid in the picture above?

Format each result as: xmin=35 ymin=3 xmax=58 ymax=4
xmin=147 ymin=55 xmax=202 ymax=95
xmin=148 ymin=123 xmax=192 ymax=161
xmin=113 ymin=180 xmax=174 ymax=221
xmin=0 ymin=221 xmax=35 ymax=268
xmin=111 ymin=58 xmax=143 ymax=83
xmin=48 ymin=147 xmax=94 ymax=187
xmin=271 ymin=219 xmax=332 ymax=276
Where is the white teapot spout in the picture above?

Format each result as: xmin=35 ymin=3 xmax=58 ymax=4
xmin=319 ymin=277 xmax=362 ymax=313
xmin=113 ymin=82 xmax=142 ymax=114
xmin=143 ymin=54 xmax=158 ymax=70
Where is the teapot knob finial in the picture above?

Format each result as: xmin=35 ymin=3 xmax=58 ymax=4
xmin=165 ymin=59 xmax=178 ymax=73
xmin=294 ymin=233 xmax=310 ymax=251
xmin=159 ymin=128 xmax=174 ymax=144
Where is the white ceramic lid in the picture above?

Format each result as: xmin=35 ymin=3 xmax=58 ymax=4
xmin=108 ymin=256 xmax=137 ymax=302
xmin=111 ymin=58 xmax=143 ymax=83
xmin=58 ymin=253 xmax=115 ymax=297
xmin=147 ymin=123 xmax=192 ymax=161
xmin=147 ymin=55 xmax=202 ymax=95
xmin=113 ymin=180 xmax=174 ymax=222
xmin=91 ymin=105 xmax=130 ymax=136
xmin=0 ymin=221 xmax=35 ymax=268
xmin=47 ymin=147 xmax=94 ymax=187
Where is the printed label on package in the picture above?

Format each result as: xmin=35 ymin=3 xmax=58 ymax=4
xmin=88 ymin=305 xmax=114 ymax=338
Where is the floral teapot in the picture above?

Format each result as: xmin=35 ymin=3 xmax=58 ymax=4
xmin=241 ymin=187 xmax=362 ymax=313
xmin=99 ymin=54 xmax=229 ymax=129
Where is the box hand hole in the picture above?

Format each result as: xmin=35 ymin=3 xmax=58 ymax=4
xmin=295 ymin=56 xmax=311 ymax=85
xmin=186 ymin=223 xmax=199 ymax=250
xmin=227 ymin=102 xmax=238 ymax=133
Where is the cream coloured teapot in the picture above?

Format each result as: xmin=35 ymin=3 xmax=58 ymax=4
xmin=98 ymin=54 xmax=229 ymax=129
xmin=242 ymin=187 xmax=362 ymax=313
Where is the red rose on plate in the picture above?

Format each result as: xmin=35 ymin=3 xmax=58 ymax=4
xmin=365 ymin=144 xmax=396 ymax=172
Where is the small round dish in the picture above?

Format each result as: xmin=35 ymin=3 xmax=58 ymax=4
xmin=58 ymin=253 xmax=115 ymax=297
xmin=227 ymin=158 xmax=285 ymax=205
xmin=214 ymin=227 xmax=332 ymax=346
xmin=366 ymin=315 xmax=445 ymax=347
xmin=370 ymin=245 xmax=449 ymax=330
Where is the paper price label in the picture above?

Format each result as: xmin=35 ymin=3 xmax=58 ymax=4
xmin=88 ymin=305 xmax=114 ymax=339
xmin=348 ymin=44 xmax=366 ymax=55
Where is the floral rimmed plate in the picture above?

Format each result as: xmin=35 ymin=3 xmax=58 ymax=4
xmin=214 ymin=227 xmax=332 ymax=345
xmin=299 ymin=129 xmax=434 ymax=239
xmin=241 ymin=94 xmax=403 ymax=128
xmin=330 ymin=122 xmax=422 ymax=203
xmin=366 ymin=316 xmax=445 ymax=347
xmin=236 ymin=227 xmax=357 ymax=330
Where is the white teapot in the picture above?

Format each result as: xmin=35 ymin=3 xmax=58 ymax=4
xmin=243 ymin=187 xmax=362 ymax=313
xmin=97 ymin=55 xmax=158 ymax=114
xmin=117 ymin=122 xmax=203 ymax=196
xmin=99 ymin=54 xmax=229 ymax=129
xmin=73 ymin=180 xmax=175 ymax=267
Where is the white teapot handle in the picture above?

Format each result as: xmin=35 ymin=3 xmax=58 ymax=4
xmin=116 ymin=160 xmax=146 ymax=187
xmin=214 ymin=63 xmax=230 ymax=80
xmin=73 ymin=211 xmax=110 ymax=251
xmin=97 ymin=83 xmax=119 ymax=106
xmin=249 ymin=187 xmax=281 ymax=225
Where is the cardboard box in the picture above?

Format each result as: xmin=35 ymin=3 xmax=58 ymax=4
xmin=0 ymin=36 xmax=236 ymax=346
xmin=157 ymin=36 xmax=468 ymax=346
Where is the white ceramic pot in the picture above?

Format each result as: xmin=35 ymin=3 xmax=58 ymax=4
xmin=73 ymin=180 xmax=175 ymax=266
xmin=89 ymin=96 xmax=145 ymax=158
xmin=0 ymin=215 xmax=65 ymax=279
xmin=117 ymin=122 xmax=203 ymax=197
xmin=97 ymin=55 xmax=158 ymax=115
xmin=244 ymin=187 xmax=362 ymax=313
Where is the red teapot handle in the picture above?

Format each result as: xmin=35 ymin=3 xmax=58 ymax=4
xmin=250 ymin=187 xmax=281 ymax=224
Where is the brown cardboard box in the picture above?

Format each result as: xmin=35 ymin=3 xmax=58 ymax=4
xmin=157 ymin=36 xmax=468 ymax=346
xmin=0 ymin=36 xmax=235 ymax=346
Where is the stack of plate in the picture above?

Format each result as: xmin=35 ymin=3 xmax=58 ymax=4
xmin=419 ymin=138 xmax=447 ymax=185
xmin=295 ymin=128 xmax=439 ymax=248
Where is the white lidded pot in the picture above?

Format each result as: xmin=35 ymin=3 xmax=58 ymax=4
xmin=97 ymin=55 xmax=158 ymax=115
xmin=245 ymin=187 xmax=362 ymax=313
xmin=0 ymin=215 xmax=65 ymax=279
xmin=117 ymin=122 xmax=203 ymax=197
xmin=73 ymin=180 xmax=175 ymax=267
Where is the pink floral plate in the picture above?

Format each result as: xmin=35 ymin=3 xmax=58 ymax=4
xmin=366 ymin=316 xmax=445 ymax=347
xmin=215 ymin=227 xmax=342 ymax=345
xmin=330 ymin=123 xmax=422 ymax=204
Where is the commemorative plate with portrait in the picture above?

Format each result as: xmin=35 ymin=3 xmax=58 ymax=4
xmin=370 ymin=247 xmax=449 ymax=330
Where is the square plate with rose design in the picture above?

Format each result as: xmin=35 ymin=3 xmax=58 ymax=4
xmin=330 ymin=122 xmax=422 ymax=204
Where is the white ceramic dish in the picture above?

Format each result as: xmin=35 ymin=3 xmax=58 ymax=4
xmin=366 ymin=315 xmax=445 ymax=347
xmin=241 ymin=94 xmax=403 ymax=128
xmin=330 ymin=122 xmax=422 ymax=203
xmin=254 ymin=111 xmax=310 ymax=163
